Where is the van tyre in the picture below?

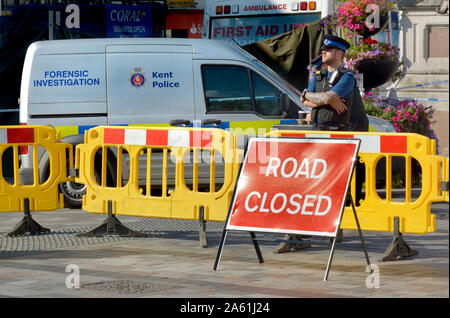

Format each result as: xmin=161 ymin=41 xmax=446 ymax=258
xmin=59 ymin=167 xmax=105 ymax=208
xmin=59 ymin=180 xmax=86 ymax=209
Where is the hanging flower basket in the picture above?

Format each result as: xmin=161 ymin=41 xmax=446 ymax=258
xmin=357 ymin=58 xmax=399 ymax=89
xmin=344 ymin=40 xmax=402 ymax=89
xmin=359 ymin=14 xmax=389 ymax=38
xmin=334 ymin=0 xmax=395 ymax=39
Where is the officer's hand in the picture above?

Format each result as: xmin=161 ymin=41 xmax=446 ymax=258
xmin=330 ymin=99 xmax=347 ymax=115
xmin=306 ymin=113 xmax=312 ymax=123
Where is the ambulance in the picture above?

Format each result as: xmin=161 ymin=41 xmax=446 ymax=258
xmin=19 ymin=38 xmax=395 ymax=207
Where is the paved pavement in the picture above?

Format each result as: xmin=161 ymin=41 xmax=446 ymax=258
xmin=0 ymin=201 xmax=448 ymax=305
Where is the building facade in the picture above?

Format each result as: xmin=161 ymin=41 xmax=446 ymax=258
xmin=397 ymin=0 xmax=449 ymax=156
xmin=166 ymin=0 xmax=204 ymax=38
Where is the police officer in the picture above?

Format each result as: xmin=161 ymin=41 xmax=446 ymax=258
xmin=305 ymin=35 xmax=368 ymax=215
xmin=304 ymin=35 xmax=368 ymax=203
xmin=275 ymin=36 xmax=367 ymax=254
xmin=300 ymin=35 xmax=369 ymax=132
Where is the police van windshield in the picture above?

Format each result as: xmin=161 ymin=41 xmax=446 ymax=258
xmin=253 ymin=60 xmax=303 ymax=99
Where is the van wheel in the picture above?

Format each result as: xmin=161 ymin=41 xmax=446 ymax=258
xmin=59 ymin=169 xmax=102 ymax=209
xmin=59 ymin=180 xmax=85 ymax=208
xmin=38 ymin=149 xmax=85 ymax=209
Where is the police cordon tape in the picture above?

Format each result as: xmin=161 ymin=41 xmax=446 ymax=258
xmin=371 ymin=79 xmax=449 ymax=102
xmin=366 ymin=95 xmax=449 ymax=103
xmin=379 ymin=79 xmax=449 ymax=92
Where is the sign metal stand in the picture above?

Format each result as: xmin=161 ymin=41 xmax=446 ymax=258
xmin=324 ymin=193 xmax=371 ymax=281
xmin=213 ymin=137 xmax=371 ymax=281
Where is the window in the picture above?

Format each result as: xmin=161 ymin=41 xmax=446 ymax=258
xmin=202 ymin=65 xmax=283 ymax=117
xmin=202 ymin=65 xmax=252 ymax=112
xmin=251 ymin=72 xmax=282 ymax=116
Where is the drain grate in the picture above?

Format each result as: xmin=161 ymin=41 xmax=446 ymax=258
xmin=81 ymin=280 xmax=184 ymax=294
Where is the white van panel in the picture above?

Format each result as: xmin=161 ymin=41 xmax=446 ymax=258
xmin=27 ymin=116 xmax=108 ymax=127
xmin=106 ymin=44 xmax=193 ymax=54
xmin=29 ymin=102 xmax=107 ymax=116
xmin=106 ymin=46 xmax=195 ymax=124
xmin=27 ymin=53 xmax=106 ymax=116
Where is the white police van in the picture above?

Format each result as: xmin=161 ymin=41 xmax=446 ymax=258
xmin=19 ymin=38 xmax=394 ymax=207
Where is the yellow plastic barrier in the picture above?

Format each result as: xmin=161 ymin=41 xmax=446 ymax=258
xmin=76 ymin=126 xmax=243 ymax=222
xmin=266 ymin=130 xmax=449 ymax=234
xmin=0 ymin=125 xmax=72 ymax=213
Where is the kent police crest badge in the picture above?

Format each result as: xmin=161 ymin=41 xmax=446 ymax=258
xmin=130 ymin=68 xmax=145 ymax=88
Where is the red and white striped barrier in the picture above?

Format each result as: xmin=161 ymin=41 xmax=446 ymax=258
xmin=0 ymin=127 xmax=35 ymax=144
xmin=279 ymin=132 xmax=407 ymax=154
xmin=103 ymin=128 xmax=213 ymax=148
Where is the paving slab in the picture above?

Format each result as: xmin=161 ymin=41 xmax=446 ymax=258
xmin=0 ymin=202 xmax=448 ymax=307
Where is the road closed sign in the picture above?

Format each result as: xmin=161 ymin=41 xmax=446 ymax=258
xmin=226 ymin=137 xmax=360 ymax=237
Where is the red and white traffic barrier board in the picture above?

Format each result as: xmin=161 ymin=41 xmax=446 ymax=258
xmin=226 ymin=137 xmax=360 ymax=237
xmin=0 ymin=127 xmax=35 ymax=144
xmin=103 ymin=128 xmax=213 ymax=148
xmin=280 ymin=132 xmax=407 ymax=154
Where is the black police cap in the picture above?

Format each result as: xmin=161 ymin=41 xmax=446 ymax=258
xmin=320 ymin=35 xmax=351 ymax=52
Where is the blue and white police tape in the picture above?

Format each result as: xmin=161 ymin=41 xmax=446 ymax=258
xmin=379 ymin=79 xmax=449 ymax=92
xmin=365 ymin=95 xmax=449 ymax=102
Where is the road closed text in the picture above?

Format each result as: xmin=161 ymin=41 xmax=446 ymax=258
xmin=244 ymin=192 xmax=331 ymax=216
xmin=243 ymin=157 xmax=331 ymax=216
xmin=227 ymin=139 xmax=359 ymax=235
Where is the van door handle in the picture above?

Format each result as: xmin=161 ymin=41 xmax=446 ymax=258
xmin=201 ymin=119 xmax=222 ymax=126
xmin=169 ymin=119 xmax=191 ymax=127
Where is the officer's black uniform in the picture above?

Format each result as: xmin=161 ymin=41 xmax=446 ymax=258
xmin=312 ymin=67 xmax=369 ymax=132
xmin=311 ymin=35 xmax=368 ymax=205
xmin=310 ymin=35 xmax=369 ymax=132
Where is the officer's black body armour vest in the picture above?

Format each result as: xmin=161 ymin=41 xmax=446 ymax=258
xmin=311 ymin=68 xmax=369 ymax=132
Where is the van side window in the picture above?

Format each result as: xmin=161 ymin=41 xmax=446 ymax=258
xmin=202 ymin=65 xmax=253 ymax=112
xmin=251 ymin=71 xmax=282 ymax=116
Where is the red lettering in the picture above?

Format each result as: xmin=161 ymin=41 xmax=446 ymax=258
xmin=213 ymin=27 xmax=223 ymax=38
xmin=236 ymin=26 xmax=244 ymax=37
xmin=255 ymin=25 xmax=264 ymax=36
xmin=270 ymin=25 xmax=279 ymax=35
xmin=245 ymin=26 xmax=252 ymax=36
xmin=244 ymin=3 xmax=287 ymax=12
xmin=226 ymin=27 xmax=234 ymax=37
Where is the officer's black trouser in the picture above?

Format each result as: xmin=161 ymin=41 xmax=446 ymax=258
xmin=315 ymin=123 xmax=366 ymax=205
xmin=354 ymin=158 xmax=365 ymax=205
